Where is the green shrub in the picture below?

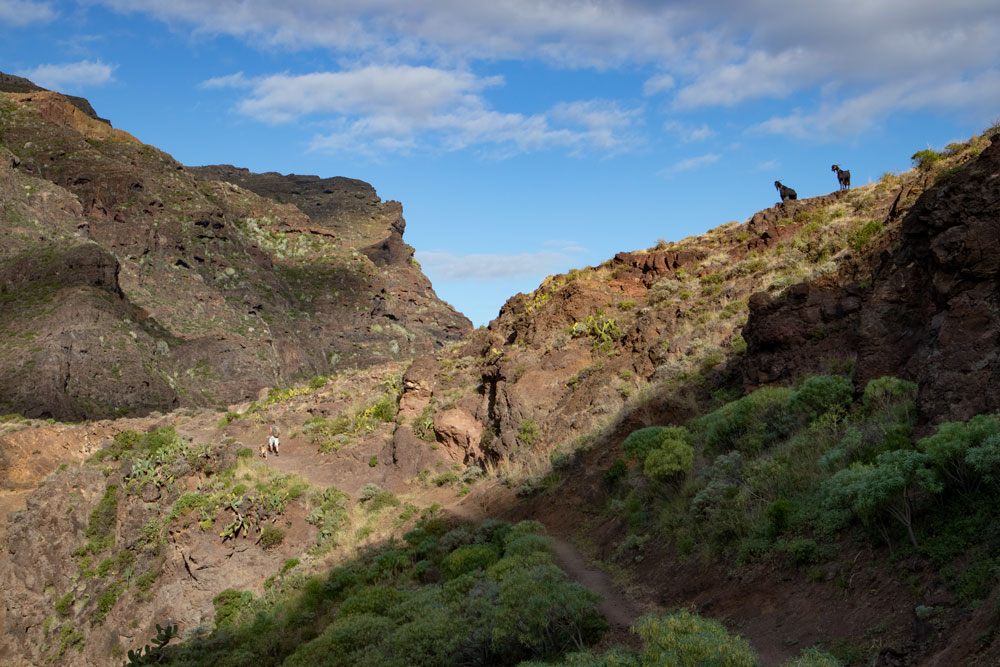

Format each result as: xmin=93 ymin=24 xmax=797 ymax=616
xmin=218 ymin=411 xmax=241 ymax=427
xmin=432 ymin=471 xmax=460 ymax=487
xmin=55 ymin=592 xmax=74 ymax=616
xmin=847 ymin=220 xmax=884 ymax=253
xmin=784 ymin=538 xmax=830 ymax=565
xmin=643 ymin=440 xmax=695 ymax=482
xmin=369 ymin=550 xmax=410 ymax=581
xmin=260 ymin=525 xmax=285 ymax=549
xmin=604 ymin=458 xmax=628 ymax=488
xmin=918 ymin=414 xmax=1000 ymax=490
xmin=911 ymin=149 xmax=942 ymax=170
xmin=135 ymin=569 xmax=157 ymax=592
xmin=362 ymin=485 xmax=401 ymax=513
xmin=633 ymin=609 xmax=758 ymax=666
xmin=955 ymin=555 xmax=998 ymax=605
xmin=765 ymin=498 xmax=793 ymax=538
xmin=283 ymin=613 xmax=394 ymax=666
xmin=622 ymin=426 xmax=689 ymax=462
xmin=696 ymin=386 xmax=795 ymax=455
xmin=441 ymin=544 xmax=500 ymax=579
xmin=85 ymin=484 xmax=119 ymax=554
xmin=492 ymin=563 xmax=607 ymax=658
xmin=862 ymin=376 xmax=916 ymax=409
xmin=789 ymin=375 xmax=853 ymax=422
xmin=519 ymin=418 xmax=541 ymax=446
xmin=504 ymin=534 xmax=553 ymax=558
xmin=212 ymin=589 xmax=255 ymax=629
xmin=170 ymin=492 xmax=207 ymax=521
xmin=821 ymin=450 xmax=942 ymax=551
xmin=93 ymin=581 xmax=125 ymax=623
xmin=783 ymin=647 xmax=844 ymax=666
xmin=360 ymin=483 xmax=384 ymax=501
xmin=339 ymin=585 xmax=402 ymax=616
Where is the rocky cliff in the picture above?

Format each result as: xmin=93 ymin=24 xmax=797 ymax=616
xmin=0 ymin=81 xmax=470 ymax=421
xmin=743 ymin=134 xmax=1000 ymax=426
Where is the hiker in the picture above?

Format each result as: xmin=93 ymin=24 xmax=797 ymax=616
xmin=268 ymin=423 xmax=280 ymax=456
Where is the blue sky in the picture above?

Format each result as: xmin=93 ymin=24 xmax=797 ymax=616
xmin=2 ymin=1 xmax=999 ymax=326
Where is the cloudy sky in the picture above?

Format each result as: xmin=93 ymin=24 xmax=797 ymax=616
xmin=2 ymin=1 xmax=998 ymax=325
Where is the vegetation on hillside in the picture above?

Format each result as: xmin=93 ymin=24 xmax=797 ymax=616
xmin=599 ymin=372 xmax=1000 ymax=661
xmin=158 ymin=519 xmax=608 ymax=666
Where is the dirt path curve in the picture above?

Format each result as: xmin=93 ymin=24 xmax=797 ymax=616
xmin=446 ymin=495 xmax=651 ymax=633
xmin=548 ymin=536 xmax=648 ymax=629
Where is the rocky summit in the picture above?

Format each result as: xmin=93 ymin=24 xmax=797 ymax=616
xmin=4 ymin=77 xmax=1000 ymax=667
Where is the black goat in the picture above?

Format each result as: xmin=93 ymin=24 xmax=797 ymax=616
xmin=774 ymin=180 xmax=797 ymax=202
xmin=831 ymin=164 xmax=850 ymax=191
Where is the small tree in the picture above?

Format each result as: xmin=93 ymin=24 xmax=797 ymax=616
xmin=911 ymin=149 xmax=942 ymax=170
xmin=917 ymin=414 xmax=1000 ymax=492
xmin=826 ymin=450 xmax=942 ymax=552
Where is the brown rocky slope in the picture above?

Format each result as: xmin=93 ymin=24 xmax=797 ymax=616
xmin=0 ymin=81 xmax=470 ymax=421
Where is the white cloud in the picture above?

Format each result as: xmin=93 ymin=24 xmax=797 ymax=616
xmin=674 ymin=47 xmax=817 ymax=109
xmin=660 ymin=153 xmax=720 ymax=177
xmin=100 ymin=0 xmax=1000 ymax=142
xmin=756 ymin=69 xmax=1000 ymax=140
xmin=95 ymin=0 xmax=688 ymax=67
xmin=200 ymin=71 xmax=254 ymax=89
xmin=416 ymin=242 xmax=587 ymax=282
xmin=230 ymin=66 xmax=502 ymax=124
xmin=17 ymin=60 xmax=116 ymax=92
xmin=207 ymin=65 xmax=639 ymax=156
xmin=664 ymin=120 xmax=715 ymax=142
xmin=0 ymin=0 xmax=56 ymax=26
xmin=643 ymin=73 xmax=675 ymax=96
xmin=549 ymin=99 xmax=642 ymax=152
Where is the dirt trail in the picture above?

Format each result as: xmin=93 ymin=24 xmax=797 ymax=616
xmin=176 ymin=415 xmax=651 ymax=635
xmin=446 ymin=493 xmax=651 ymax=633
xmin=548 ymin=536 xmax=648 ymax=629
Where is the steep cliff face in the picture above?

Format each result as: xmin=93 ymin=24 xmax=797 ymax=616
xmin=185 ymin=164 xmax=470 ymax=347
xmin=743 ymin=135 xmax=1000 ymax=425
xmin=0 ymin=83 xmax=470 ymax=420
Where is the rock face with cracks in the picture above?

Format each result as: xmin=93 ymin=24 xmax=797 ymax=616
xmin=0 ymin=80 xmax=470 ymax=421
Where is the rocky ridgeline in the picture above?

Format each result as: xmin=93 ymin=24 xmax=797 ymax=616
xmin=384 ymin=149 xmax=954 ymax=473
xmin=0 ymin=81 xmax=470 ymax=421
